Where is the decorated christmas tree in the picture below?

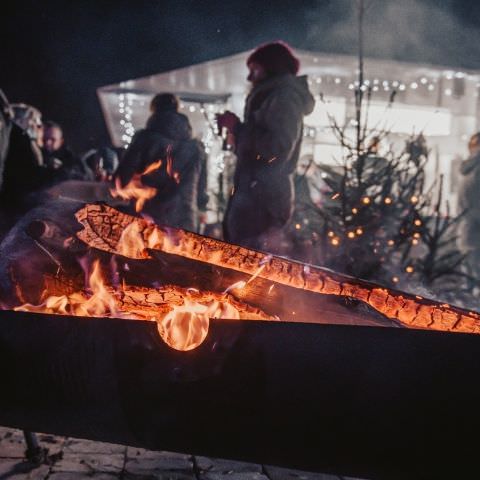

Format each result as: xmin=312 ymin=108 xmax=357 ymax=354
xmin=289 ymin=0 xmax=476 ymax=308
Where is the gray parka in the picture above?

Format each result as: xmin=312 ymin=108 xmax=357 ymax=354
xmin=223 ymin=73 xmax=315 ymax=251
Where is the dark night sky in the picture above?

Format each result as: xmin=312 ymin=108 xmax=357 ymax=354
xmin=1 ymin=0 xmax=480 ymax=151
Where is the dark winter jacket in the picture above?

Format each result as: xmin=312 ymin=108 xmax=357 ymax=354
xmin=223 ymin=73 xmax=315 ymax=251
xmin=458 ymin=152 xmax=480 ymax=250
xmin=0 ymin=124 xmax=49 ymax=208
xmin=41 ymin=146 xmax=92 ymax=183
xmin=115 ymin=111 xmax=208 ymax=232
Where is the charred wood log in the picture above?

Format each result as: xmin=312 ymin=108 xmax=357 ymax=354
xmin=0 ymin=202 xmax=395 ymax=329
xmin=76 ymin=204 xmax=480 ymax=334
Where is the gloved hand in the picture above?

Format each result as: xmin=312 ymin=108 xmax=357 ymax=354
xmin=216 ymin=111 xmax=240 ymax=134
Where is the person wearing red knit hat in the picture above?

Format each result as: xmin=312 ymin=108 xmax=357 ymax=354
xmin=217 ymin=41 xmax=315 ymax=253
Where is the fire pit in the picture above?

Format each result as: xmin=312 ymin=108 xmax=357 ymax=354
xmin=1 ymin=202 xmax=480 ymax=478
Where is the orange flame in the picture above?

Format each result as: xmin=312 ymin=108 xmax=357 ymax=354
xmin=15 ymin=260 xmax=118 ymax=318
xmin=165 ymin=146 xmax=181 ymax=185
xmin=14 ymin=261 xmax=271 ymax=351
xmin=158 ymin=298 xmax=240 ymax=351
xmin=110 ymin=160 xmax=163 ymax=212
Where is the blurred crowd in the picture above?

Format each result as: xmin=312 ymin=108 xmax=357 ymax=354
xmin=1 ymin=40 xmax=480 ymax=286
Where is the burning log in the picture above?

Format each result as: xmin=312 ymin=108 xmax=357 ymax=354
xmin=15 ymin=258 xmax=274 ymax=351
xmin=76 ymin=203 xmax=480 ymax=334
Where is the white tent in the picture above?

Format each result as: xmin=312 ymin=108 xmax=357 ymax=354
xmin=98 ymin=48 xmax=480 ymax=214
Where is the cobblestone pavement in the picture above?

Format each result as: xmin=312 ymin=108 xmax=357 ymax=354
xmin=0 ymin=427 xmax=365 ymax=480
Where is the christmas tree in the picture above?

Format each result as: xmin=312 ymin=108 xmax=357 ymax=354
xmin=289 ymin=0 xmax=476 ymax=308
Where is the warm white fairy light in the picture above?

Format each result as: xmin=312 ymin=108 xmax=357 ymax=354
xmin=118 ymin=93 xmax=137 ymax=147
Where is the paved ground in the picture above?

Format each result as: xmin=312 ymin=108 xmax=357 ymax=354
xmin=0 ymin=427 xmax=364 ymax=480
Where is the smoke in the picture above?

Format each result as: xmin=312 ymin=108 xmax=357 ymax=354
xmin=304 ymin=0 xmax=480 ymax=69
xmin=3 ymin=0 xmax=479 ymax=151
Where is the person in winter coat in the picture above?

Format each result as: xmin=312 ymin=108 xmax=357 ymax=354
xmin=458 ymin=132 xmax=480 ymax=280
xmin=114 ymin=93 xmax=208 ymax=232
xmin=216 ymin=41 xmax=315 ymax=253
xmin=0 ymin=102 xmax=53 ymax=232
xmin=41 ymin=121 xmax=92 ymax=182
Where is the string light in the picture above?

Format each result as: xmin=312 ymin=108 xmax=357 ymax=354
xmin=347 ymin=231 xmax=355 ymax=239
xmin=362 ymin=196 xmax=371 ymax=205
xmin=356 ymin=228 xmax=363 ymax=235
xmin=117 ymin=93 xmax=137 ymax=147
xmin=414 ymin=219 xmax=422 ymax=226
xmin=392 ymin=276 xmax=399 ymax=283
xmin=406 ymin=266 xmax=414 ymax=273
xmin=352 ymin=208 xmax=358 ymax=214
xmin=384 ymin=197 xmax=392 ymax=204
